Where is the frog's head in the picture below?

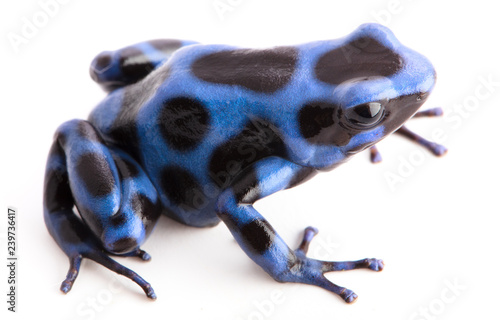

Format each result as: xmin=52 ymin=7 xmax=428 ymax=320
xmin=301 ymin=23 xmax=436 ymax=167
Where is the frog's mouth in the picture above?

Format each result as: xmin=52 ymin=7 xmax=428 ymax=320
xmin=379 ymin=91 xmax=430 ymax=136
xmin=345 ymin=142 xmax=376 ymax=155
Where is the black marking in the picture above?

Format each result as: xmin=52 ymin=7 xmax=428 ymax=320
xmin=315 ymin=37 xmax=403 ymax=85
xmin=119 ymin=47 xmax=156 ymax=84
xmin=102 ymin=65 xmax=172 ymax=160
xmin=240 ymin=219 xmax=276 ymax=255
xmin=55 ymin=130 xmax=68 ymax=147
xmin=191 ymin=47 xmax=298 ymax=93
xmin=286 ymin=249 xmax=299 ymax=271
xmin=113 ymin=156 xmax=140 ymax=179
xmin=160 ymin=166 xmax=206 ymax=211
xmin=110 ymin=212 xmax=127 ymax=228
xmin=56 ymin=216 xmax=89 ymax=245
xmin=44 ymin=170 xmax=73 ymax=212
xmin=131 ymin=193 xmax=161 ymax=232
xmin=209 ymin=118 xmax=287 ymax=189
xmin=286 ymin=167 xmax=317 ymax=189
xmin=75 ymin=153 xmax=116 ymax=197
xmin=107 ymin=124 xmax=140 ymax=160
xmin=44 ymin=144 xmax=74 ymax=212
xmin=298 ymin=102 xmax=352 ymax=146
xmin=77 ymin=121 xmax=104 ymax=143
xmin=158 ymin=97 xmax=210 ymax=151
xmin=231 ymin=167 xmax=260 ymax=204
xmin=106 ymin=83 xmax=145 ymax=159
xmin=95 ymin=54 xmax=111 ymax=70
xmin=110 ymin=237 xmax=138 ymax=254
xmin=110 ymin=194 xmax=160 ymax=230
xmin=75 ymin=204 xmax=105 ymax=237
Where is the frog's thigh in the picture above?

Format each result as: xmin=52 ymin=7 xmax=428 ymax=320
xmin=215 ymin=157 xmax=315 ymax=277
xmin=56 ymin=119 xmax=161 ymax=254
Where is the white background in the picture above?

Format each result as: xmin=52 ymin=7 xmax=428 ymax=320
xmin=1 ymin=0 xmax=499 ymax=319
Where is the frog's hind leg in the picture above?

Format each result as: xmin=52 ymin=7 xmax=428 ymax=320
xmin=90 ymin=39 xmax=198 ymax=92
xmin=215 ymin=157 xmax=383 ymax=303
xmin=43 ymin=119 xmax=161 ymax=298
xmin=369 ymin=107 xmax=447 ymax=163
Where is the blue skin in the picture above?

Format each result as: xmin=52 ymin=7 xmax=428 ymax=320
xmin=44 ymin=23 xmax=442 ymax=303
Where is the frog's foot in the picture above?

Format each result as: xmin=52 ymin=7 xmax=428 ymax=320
xmin=50 ymin=210 xmax=157 ymax=300
xmin=62 ymin=253 xmax=156 ymax=299
xmin=369 ymin=107 xmax=447 ymax=163
xmin=284 ymin=226 xmax=383 ymax=303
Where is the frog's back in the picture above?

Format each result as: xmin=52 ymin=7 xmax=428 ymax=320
xmin=88 ymin=23 xmax=435 ymax=227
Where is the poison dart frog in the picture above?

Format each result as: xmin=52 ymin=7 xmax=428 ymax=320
xmin=43 ymin=23 xmax=446 ymax=303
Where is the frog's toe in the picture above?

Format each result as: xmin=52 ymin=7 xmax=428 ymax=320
xmin=144 ymin=284 xmax=157 ymax=300
xmin=428 ymin=142 xmax=448 ymax=156
xmin=340 ymin=289 xmax=358 ymax=304
xmin=365 ymin=258 xmax=384 ymax=271
xmin=120 ymin=248 xmax=152 ymax=261
xmin=139 ymin=250 xmax=152 ymax=261
xmin=60 ymin=255 xmax=82 ymax=294
xmin=369 ymin=146 xmax=383 ymax=163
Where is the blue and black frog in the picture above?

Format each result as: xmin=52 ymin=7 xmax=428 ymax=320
xmin=43 ymin=23 xmax=446 ymax=303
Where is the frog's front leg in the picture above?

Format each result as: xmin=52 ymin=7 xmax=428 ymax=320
xmin=215 ymin=157 xmax=383 ymax=303
xmin=369 ymin=107 xmax=447 ymax=163
xmin=43 ymin=119 xmax=161 ymax=298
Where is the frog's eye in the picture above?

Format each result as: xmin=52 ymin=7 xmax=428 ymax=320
xmin=345 ymin=102 xmax=384 ymax=128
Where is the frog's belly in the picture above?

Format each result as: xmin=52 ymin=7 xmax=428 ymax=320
xmin=161 ymin=196 xmax=221 ymax=228
xmin=143 ymin=160 xmax=223 ymax=228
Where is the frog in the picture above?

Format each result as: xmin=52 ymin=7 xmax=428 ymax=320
xmin=43 ymin=23 xmax=446 ymax=303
